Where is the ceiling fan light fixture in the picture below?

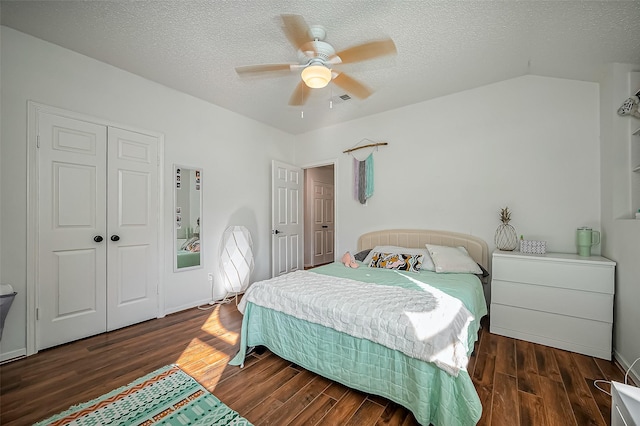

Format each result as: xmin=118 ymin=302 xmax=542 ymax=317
xmin=301 ymin=64 xmax=332 ymax=88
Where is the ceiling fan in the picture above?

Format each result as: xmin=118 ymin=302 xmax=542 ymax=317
xmin=235 ymin=14 xmax=397 ymax=106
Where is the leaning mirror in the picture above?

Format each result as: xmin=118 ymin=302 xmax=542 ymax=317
xmin=174 ymin=165 xmax=202 ymax=271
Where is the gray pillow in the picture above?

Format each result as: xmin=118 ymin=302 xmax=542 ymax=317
xmin=353 ymin=249 xmax=371 ymax=262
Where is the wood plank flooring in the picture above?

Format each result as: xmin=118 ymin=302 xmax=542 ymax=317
xmin=0 ymin=303 xmax=632 ymax=425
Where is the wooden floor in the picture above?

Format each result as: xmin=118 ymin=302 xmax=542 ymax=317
xmin=0 ymin=303 xmax=631 ymax=426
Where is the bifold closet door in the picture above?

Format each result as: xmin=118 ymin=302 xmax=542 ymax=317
xmin=37 ymin=113 xmax=159 ymax=350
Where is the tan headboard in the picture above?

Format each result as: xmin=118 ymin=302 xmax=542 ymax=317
xmin=357 ymin=229 xmax=489 ymax=269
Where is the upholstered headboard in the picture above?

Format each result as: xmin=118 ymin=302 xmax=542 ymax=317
xmin=357 ymin=229 xmax=489 ymax=269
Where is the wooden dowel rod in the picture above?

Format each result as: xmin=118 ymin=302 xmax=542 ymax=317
xmin=343 ymin=142 xmax=388 ymax=154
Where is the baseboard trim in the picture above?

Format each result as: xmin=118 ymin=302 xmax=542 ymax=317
xmin=163 ymin=299 xmax=212 ymax=316
xmin=0 ymin=348 xmax=27 ymax=364
xmin=614 ymin=350 xmax=640 ymax=386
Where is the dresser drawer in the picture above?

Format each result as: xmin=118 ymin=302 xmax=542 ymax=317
xmin=492 ymin=279 xmax=613 ymax=322
xmin=490 ymin=304 xmax=612 ymax=359
xmin=492 ymin=256 xmax=614 ymax=294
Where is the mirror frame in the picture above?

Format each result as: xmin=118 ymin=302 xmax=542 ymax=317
xmin=173 ymin=164 xmax=203 ymax=272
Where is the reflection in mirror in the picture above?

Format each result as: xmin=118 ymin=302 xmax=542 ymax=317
xmin=174 ymin=165 xmax=202 ymax=270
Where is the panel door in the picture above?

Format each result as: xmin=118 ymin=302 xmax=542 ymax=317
xmin=37 ymin=112 xmax=108 ymax=350
xmin=272 ymin=160 xmax=303 ymax=277
xmin=312 ymin=181 xmax=335 ymax=266
xmin=106 ymin=127 xmax=159 ymax=330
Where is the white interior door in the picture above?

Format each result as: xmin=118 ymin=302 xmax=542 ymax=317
xmin=312 ymin=181 xmax=334 ymax=266
xmin=37 ymin=112 xmax=108 ymax=350
xmin=106 ymin=127 xmax=159 ymax=331
xmin=272 ymin=160 xmax=303 ymax=277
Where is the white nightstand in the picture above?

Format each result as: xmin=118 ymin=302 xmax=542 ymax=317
xmin=490 ymin=250 xmax=615 ymax=359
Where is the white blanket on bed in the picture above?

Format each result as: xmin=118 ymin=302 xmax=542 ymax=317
xmin=239 ymin=270 xmax=474 ymax=376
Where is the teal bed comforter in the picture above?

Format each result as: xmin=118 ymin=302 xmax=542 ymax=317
xmin=177 ymin=250 xmax=200 ymax=268
xmin=230 ymin=262 xmax=487 ymax=426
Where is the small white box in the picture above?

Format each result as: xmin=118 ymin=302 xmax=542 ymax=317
xmin=520 ymin=240 xmax=546 ymax=254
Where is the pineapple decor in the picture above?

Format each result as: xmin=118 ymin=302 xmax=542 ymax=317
xmin=494 ymin=206 xmax=518 ymax=251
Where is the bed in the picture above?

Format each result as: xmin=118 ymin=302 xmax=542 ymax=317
xmin=176 ymin=250 xmax=200 ymax=268
xmin=177 ymin=237 xmax=200 ymax=268
xmin=229 ymin=229 xmax=488 ymax=426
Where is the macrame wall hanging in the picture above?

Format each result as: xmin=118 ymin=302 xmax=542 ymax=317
xmin=343 ymin=139 xmax=388 ymax=204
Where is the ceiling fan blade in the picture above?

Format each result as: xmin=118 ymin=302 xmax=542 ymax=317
xmin=289 ymin=80 xmax=311 ymax=106
xmin=235 ymin=64 xmax=296 ymax=75
xmin=332 ymin=72 xmax=372 ymax=99
xmin=281 ymin=14 xmax=313 ymax=51
xmin=331 ymin=38 xmax=397 ymax=64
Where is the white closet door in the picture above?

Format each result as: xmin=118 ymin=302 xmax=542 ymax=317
xmin=106 ymin=127 xmax=159 ymax=331
xmin=37 ymin=113 xmax=160 ymax=350
xmin=37 ymin=112 xmax=108 ymax=350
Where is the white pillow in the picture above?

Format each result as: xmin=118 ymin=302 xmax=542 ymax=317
xmin=362 ymin=245 xmax=435 ymax=271
xmin=425 ymin=244 xmax=482 ymax=274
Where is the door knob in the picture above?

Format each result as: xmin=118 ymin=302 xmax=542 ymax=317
xmin=110 ymin=235 xmax=120 ymax=242
xmin=93 ymin=235 xmax=104 ymax=243
xmin=273 ymin=229 xmax=281 ymax=234
xmin=322 ymin=225 xmax=328 ymax=228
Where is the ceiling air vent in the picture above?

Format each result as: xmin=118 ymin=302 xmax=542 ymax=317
xmin=329 ymin=94 xmax=352 ymax=106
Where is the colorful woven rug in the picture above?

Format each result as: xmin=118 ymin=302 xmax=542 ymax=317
xmin=34 ymin=364 xmax=252 ymax=426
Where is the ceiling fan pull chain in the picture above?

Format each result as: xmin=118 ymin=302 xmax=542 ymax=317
xmin=329 ymin=85 xmax=333 ymax=109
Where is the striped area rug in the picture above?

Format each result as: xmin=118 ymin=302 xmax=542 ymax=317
xmin=34 ymin=364 xmax=252 ymax=426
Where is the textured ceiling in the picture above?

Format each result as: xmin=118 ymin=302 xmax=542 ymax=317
xmin=2 ymin=1 xmax=639 ymax=135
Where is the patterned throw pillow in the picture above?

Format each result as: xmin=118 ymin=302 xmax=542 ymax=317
xmin=362 ymin=246 xmax=434 ymax=271
xmin=368 ymin=252 xmax=423 ymax=272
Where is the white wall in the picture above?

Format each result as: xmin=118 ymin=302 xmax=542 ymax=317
xmin=0 ymin=27 xmax=295 ymax=360
xmin=295 ymin=75 xmax=601 ymax=265
xmin=600 ymin=63 xmax=640 ymax=381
